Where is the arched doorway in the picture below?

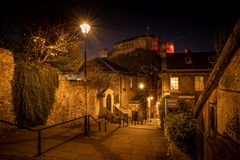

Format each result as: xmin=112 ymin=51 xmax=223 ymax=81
xmin=106 ymin=94 xmax=111 ymax=111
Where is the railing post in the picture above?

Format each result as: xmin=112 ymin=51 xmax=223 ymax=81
xmin=99 ymin=122 xmax=101 ymax=132
xmin=84 ymin=115 xmax=88 ymax=136
xmin=37 ymin=130 xmax=41 ymax=156
xmin=88 ymin=115 xmax=90 ymax=136
xmin=119 ymin=118 xmax=121 ymax=127
xmin=105 ymin=122 xmax=107 ymax=132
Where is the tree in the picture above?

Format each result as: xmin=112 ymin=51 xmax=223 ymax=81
xmin=15 ymin=22 xmax=83 ymax=72
xmin=12 ymin=22 xmax=82 ymax=126
xmin=212 ymin=27 xmax=233 ymax=57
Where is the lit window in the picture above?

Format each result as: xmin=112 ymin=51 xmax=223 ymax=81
xmin=195 ymin=76 xmax=204 ymax=91
xmin=170 ymin=77 xmax=179 ymax=90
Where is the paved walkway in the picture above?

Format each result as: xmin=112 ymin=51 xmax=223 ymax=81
xmin=0 ymin=119 xmax=171 ymax=160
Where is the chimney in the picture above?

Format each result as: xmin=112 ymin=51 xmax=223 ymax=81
xmin=184 ymin=48 xmax=191 ymax=53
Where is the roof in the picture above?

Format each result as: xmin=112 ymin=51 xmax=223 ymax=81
xmin=166 ymin=52 xmax=215 ymax=70
xmin=79 ymin=57 xmax=131 ymax=74
xmin=96 ymin=58 xmax=131 ymax=73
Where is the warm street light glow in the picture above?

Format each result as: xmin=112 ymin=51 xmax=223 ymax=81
xmin=139 ymin=83 xmax=144 ymax=89
xmin=80 ymin=22 xmax=91 ymax=136
xmin=148 ymin=96 xmax=153 ymax=101
xmin=80 ymin=23 xmax=91 ymax=34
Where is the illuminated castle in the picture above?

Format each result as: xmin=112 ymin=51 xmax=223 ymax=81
xmin=99 ymin=35 xmax=175 ymax=57
xmin=111 ymin=35 xmax=160 ymax=56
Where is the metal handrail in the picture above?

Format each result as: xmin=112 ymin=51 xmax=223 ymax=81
xmin=0 ymin=116 xmax=85 ymax=131
xmin=39 ymin=116 xmax=85 ymax=131
xmin=88 ymin=114 xmax=98 ymax=124
xmin=88 ymin=114 xmax=101 ymax=132
xmin=0 ymin=119 xmax=37 ymax=131
xmin=0 ymin=115 xmax=86 ymax=157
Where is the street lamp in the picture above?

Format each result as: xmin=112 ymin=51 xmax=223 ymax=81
xmin=139 ymin=83 xmax=145 ymax=90
xmin=80 ymin=23 xmax=90 ymax=136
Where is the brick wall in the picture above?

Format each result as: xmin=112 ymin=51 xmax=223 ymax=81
xmin=0 ymin=48 xmax=15 ymax=128
xmin=194 ymin=21 xmax=240 ymax=159
xmin=218 ymin=48 xmax=240 ymax=142
xmin=196 ymin=59 xmax=240 ymax=159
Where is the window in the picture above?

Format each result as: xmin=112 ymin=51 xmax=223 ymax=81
xmin=170 ymin=77 xmax=179 ymax=90
xmin=130 ymin=77 xmax=133 ymax=89
xmin=195 ymin=76 xmax=204 ymax=91
xmin=185 ymin=57 xmax=192 ymax=64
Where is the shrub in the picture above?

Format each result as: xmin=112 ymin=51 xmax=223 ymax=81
xmin=12 ymin=60 xmax=59 ymax=126
xmin=164 ymin=100 xmax=196 ymax=151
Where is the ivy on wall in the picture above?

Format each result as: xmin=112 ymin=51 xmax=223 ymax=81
xmin=12 ymin=60 xmax=59 ymax=126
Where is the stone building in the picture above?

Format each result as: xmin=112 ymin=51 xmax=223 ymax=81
xmin=110 ymin=35 xmax=161 ymax=56
xmin=161 ymin=51 xmax=215 ymax=110
xmin=79 ymin=57 xmax=149 ymax=118
xmin=193 ymin=20 xmax=240 ymax=160
xmin=108 ymin=49 xmax=162 ymax=119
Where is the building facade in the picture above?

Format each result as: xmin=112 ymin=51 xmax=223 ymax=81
xmin=194 ymin=20 xmax=240 ymax=160
xmin=161 ymin=52 xmax=215 ymax=111
xmin=81 ymin=57 xmax=150 ymax=119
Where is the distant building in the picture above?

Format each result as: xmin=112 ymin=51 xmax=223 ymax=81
xmin=111 ymin=35 xmax=161 ymax=56
xmin=162 ymin=42 xmax=175 ymax=54
xmin=161 ymin=52 xmax=215 ymax=110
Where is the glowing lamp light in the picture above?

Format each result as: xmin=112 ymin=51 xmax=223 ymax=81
xmin=139 ymin=83 xmax=144 ymax=89
xmin=80 ymin=23 xmax=91 ymax=34
xmin=148 ymin=96 xmax=153 ymax=101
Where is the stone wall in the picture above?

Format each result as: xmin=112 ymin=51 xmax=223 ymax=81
xmin=0 ymin=48 xmax=99 ymax=128
xmin=47 ymin=75 xmax=99 ymax=125
xmin=0 ymin=48 xmax=15 ymax=129
xmin=218 ymin=48 xmax=240 ymax=142
xmin=194 ymin=20 xmax=240 ymax=159
xmin=195 ymin=48 xmax=240 ymax=160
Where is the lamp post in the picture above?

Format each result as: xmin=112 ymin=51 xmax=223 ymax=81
xmin=80 ymin=23 xmax=90 ymax=136
xmin=139 ymin=83 xmax=146 ymax=120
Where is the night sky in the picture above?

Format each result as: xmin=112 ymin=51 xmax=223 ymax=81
xmin=1 ymin=0 xmax=239 ymax=57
